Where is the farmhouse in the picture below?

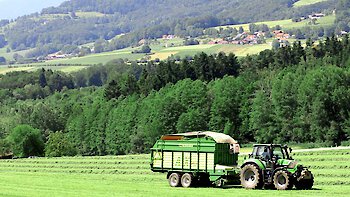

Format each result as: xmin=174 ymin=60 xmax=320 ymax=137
xmin=340 ymin=31 xmax=348 ymax=36
xmin=162 ymin=34 xmax=176 ymax=40
xmin=308 ymin=13 xmax=325 ymax=19
xmin=138 ymin=39 xmax=147 ymax=45
xmin=272 ymin=30 xmax=290 ymax=40
xmin=46 ymin=53 xmax=69 ymax=60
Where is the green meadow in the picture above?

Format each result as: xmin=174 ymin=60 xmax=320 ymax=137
xmin=293 ymin=0 xmax=328 ymax=7
xmin=218 ymin=15 xmax=335 ymax=32
xmin=0 ymin=148 xmax=349 ymax=197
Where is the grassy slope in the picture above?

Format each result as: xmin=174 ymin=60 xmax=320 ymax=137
xmin=0 ymin=148 xmax=349 ymax=197
xmin=0 ymin=47 xmax=32 ymax=61
xmin=0 ymin=39 xmax=271 ymax=74
xmin=218 ymin=15 xmax=336 ymax=32
xmin=0 ymin=65 xmax=89 ymax=74
xmin=293 ymin=0 xmax=328 ymax=7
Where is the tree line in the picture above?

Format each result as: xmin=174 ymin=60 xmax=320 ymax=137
xmin=1 ymin=35 xmax=350 ymax=157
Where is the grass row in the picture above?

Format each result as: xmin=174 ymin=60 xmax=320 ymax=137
xmin=0 ymin=149 xmax=348 ymax=180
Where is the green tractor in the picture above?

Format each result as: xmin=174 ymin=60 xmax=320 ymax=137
xmin=240 ymin=144 xmax=314 ymax=190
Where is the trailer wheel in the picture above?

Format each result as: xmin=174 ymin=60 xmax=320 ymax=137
xmin=240 ymin=164 xmax=263 ymax=189
xmin=273 ymin=170 xmax=293 ymax=190
xmin=168 ymin=173 xmax=181 ymax=187
xmin=181 ymin=173 xmax=194 ymax=188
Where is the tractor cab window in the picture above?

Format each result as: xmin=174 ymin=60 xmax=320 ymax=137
xmin=252 ymin=146 xmax=271 ymax=160
xmin=252 ymin=146 xmax=263 ymax=157
xmin=272 ymin=146 xmax=285 ymax=159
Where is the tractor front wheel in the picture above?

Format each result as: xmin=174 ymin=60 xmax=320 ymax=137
xmin=168 ymin=173 xmax=181 ymax=187
xmin=240 ymin=164 xmax=263 ymax=189
xmin=273 ymin=170 xmax=293 ymax=190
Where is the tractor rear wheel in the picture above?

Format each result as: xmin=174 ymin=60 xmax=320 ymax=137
xmin=168 ymin=173 xmax=181 ymax=187
xmin=273 ymin=170 xmax=293 ymax=190
xmin=181 ymin=173 xmax=194 ymax=188
xmin=240 ymin=164 xmax=263 ymax=189
xmin=295 ymin=178 xmax=314 ymax=190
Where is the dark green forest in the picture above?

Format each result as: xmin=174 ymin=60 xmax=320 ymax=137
xmin=1 ymin=35 xmax=350 ymax=157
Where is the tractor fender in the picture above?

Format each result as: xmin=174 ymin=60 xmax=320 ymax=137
xmin=272 ymin=167 xmax=287 ymax=176
xmin=241 ymin=159 xmax=266 ymax=170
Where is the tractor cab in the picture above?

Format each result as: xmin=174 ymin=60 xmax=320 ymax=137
xmin=250 ymin=144 xmax=292 ymax=162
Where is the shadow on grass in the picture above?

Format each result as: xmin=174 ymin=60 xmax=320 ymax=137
xmin=216 ymin=185 xmax=322 ymax=190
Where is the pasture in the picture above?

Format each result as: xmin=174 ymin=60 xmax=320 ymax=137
xmin=149 ymin=42 xmax=271 ymax=60
xmin=0 ymin=65 xmax=89 ymax=74
xmin=0 ymin=148 xmax=349 ymax=197
xmin=293 ymin=0 xmax=328 ymax=7
xmin=218 ymin=15 xmax=335 ymax=32
xmin=0 ymin=42 xmax=271 ymax=74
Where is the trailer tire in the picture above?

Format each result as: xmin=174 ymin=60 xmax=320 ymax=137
xmin=168 ymin=173 xmax=181 ymax=187
xmin=181 ymin=173 xmax=194 ymax=188
xmin=240 ymin=164 xmax=263 ymax=189
xmin=273 ymin=170 xmax=293 ymax=190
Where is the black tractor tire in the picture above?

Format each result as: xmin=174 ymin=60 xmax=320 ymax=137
xmin=181 ymin=173 xmax=194 ymax=188
xmin=168 ymin=173 xmax=181 ymax=187
xmin=295 ymin=178 xmax=314 ymax=190
xmin=240 ymin=164 xmax=264 ymax=189
xmin=273 ymin=170 xmax=293 ymax=190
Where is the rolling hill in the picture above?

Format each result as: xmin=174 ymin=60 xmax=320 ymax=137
xmin=0 ymin=0 xmax=336 ymax=51
xmin=0 ymin=0 xmax=345 ymax=74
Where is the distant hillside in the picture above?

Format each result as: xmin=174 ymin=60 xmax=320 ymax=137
xmin=0 ymin=0 xmax=337 ymax=58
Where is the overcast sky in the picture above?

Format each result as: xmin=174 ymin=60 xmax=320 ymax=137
xmin=0 ymin=0 xmax=67 ymax=20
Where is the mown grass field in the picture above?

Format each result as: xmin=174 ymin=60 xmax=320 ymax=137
xmin=0 ymin=148 xmax=348 ymax=197
xmin=293 ymin=0 xmax=328 ymax=7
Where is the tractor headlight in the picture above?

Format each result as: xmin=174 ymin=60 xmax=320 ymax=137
xmin=288 ymin=161 xmax=298 ymax=169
